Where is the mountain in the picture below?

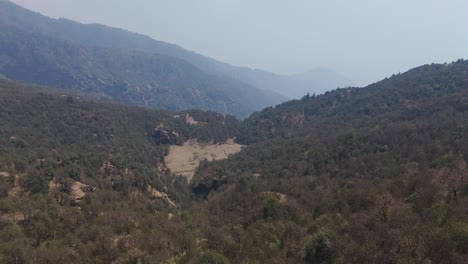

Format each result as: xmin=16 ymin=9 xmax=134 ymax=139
xmin=0 ymin=0 xmax=347 ymax=101
xmin=192 ymin=60 xmax=468 ymax=263
xmin=1 ymin=61 xmax=468 ymax=263
xmin=0 ymin=77 xmax=246 ymax=263
xmin=235 ymin=68 xmax=356 ymax=100
xmin=237 ymin=60 xmax=468 ymax=143
xmin=0 ymin=0 xmax=285 ymax=117
xmin=0 ymin=78 xmax=241 ymax=182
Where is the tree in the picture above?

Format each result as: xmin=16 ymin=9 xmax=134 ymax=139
xmin=435 ymin=160 xmax=468 ymax=204
xmin=199 ymin=250 xmax=230 ymax=264
xmin=304 ymin=231 xmax=335 ymax=264
xmin=376 ymin=192 xmax=393 ymax=223
xmin=263 ymin=196 xmax=280 ymax=219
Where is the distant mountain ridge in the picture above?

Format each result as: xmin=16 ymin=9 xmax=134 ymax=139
xmin=288 ymin=67 xmax=355 ymax=95
xmin=0 ymin=0 xmax=352 ymax=101
xmin=0 ymin=0 xmax=285 ymax=117
xmin=236 ymin=59 xmax=468 ymax=143
xmin=51 ymin=20 xmax=355 ymax=99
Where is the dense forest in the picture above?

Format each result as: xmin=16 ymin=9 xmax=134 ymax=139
xmin=1 ymin=59 xmax=468 ymax=263
xmin=0 ymin=78 xmax=241 ymax=263
xmin=193 ymin=60 xmax=468 ymax=263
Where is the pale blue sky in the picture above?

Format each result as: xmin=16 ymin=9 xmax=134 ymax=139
xmin=10 ymin=0 xmax=468 ymax=86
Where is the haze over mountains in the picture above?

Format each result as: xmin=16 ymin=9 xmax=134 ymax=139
xmin=0 ymin=0 xmax=355 ymax=119
xmin=1 ymin=0 xmax=468 ymax=263
xmin=11 ymin=0 xmax=468 ymax=87
xmin=258 ymin=68 xmax=355 ymax=99
xmin=0 ymin=0 xmax=278 ymax=117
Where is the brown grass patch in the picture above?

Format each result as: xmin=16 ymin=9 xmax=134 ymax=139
xmin=165 ymin=139 xmax=242 ymax=181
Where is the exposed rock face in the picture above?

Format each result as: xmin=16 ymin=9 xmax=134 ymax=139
xmin=71 ymin=181 xmax=94 ymax=204
xmin=152 ymin=125 xmax=181 ymax=145
xmin=185 ymin=113 xmax=207 ymax=126
xmin=147 ymin=185 xmax=176 ymax=207
xmin=49 ymin=180 xmax=94 ymax=205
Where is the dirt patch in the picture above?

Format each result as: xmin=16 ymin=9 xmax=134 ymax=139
xmin=165 ymin=139 xmax=242 ymax=181
xmin=71 ymin=182 xmax=88 ymax=201
xmin=185 ymin=114 xmax=207 ymax=126
xmin=1 ymin=212 xmax=26 ymax=222
xmin=49 ymin=180 xmax=93 ymax=204
xmin=8 ymin=175 xmax=24 ymax=198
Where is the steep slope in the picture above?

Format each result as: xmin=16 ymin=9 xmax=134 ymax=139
xmin=238 ymin=60 xmax=468 ymax=143
xmin=0 ymin=79 xmax=240 ymax=163
xmin=0 ymin=0 xmax=344 ymax=99
xmin=0 ymin=0 xmax=284 ymax=117
xmin=1 ymin=61 xmax=468 ymax=263
xmin=191 ymin=60 xmax=468 ymax=263
xmin=0 ymin=78 xmax=243 ymax=263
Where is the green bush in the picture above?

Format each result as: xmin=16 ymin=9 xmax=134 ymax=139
xmin=304 ymin=232 xmax=335 ymax=264
xmin=199 ymin=250 xmax=229 ymax=264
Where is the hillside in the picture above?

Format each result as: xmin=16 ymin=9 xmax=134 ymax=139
xmin=0 ymin=0 xmax=284 ymax=117
xmin=0 ymin=78 xmax=245 ymax=263
xmin=0 ymin=79 xmax=241 ymax=162
xmin=192 ymin=60 xmax=468 ymax=263
xmin=0 ymin=0 xmax=347 ymax=99
xmin=1 ymin=59 xmax=468 ymax=263
xmin=237 ymin=60 xmax=468 ymax=143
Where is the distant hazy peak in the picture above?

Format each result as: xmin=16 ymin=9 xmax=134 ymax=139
xmin=291 ymin=67 xmax=354 ymax=84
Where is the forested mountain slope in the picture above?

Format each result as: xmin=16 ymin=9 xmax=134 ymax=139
xmin=239 ymin=60 xmax=468 ymax=143
xmin=192 ymin=60 xmax=468 ymax=263
xmin=0 ymin=0 xmax=284 ymax=117
xmin=1 ymin=59 xmax=468 ymax=263
xmin=0 ymin=0 xmax=348 ymax=99
xmin=0 ymin=78 xmax=243 ymax=263
xmin=0 ymin=79 xmax=240 ymax=164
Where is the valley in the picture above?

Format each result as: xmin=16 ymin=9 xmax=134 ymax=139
xmin=1 ymin=60 xmax=468 ymax=263
xmin=0 ymin=1 xmax=467 ymax=263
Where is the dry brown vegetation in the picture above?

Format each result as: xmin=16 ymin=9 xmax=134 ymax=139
xmin=165 ymin=139 xmax=242 ymax=180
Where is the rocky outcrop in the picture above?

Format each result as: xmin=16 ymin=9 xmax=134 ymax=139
xmin=152 ymin=124 xmax=181 ymax=145
xmin=147 ymin=185 xmax=176 ymax=207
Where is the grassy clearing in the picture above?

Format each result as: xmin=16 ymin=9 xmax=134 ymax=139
xmin=165 ymin=139 xmax=242 ymax=181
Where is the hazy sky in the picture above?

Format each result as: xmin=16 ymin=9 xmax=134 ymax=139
xmin=10 ymin=0 xmax=468 ymax=86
